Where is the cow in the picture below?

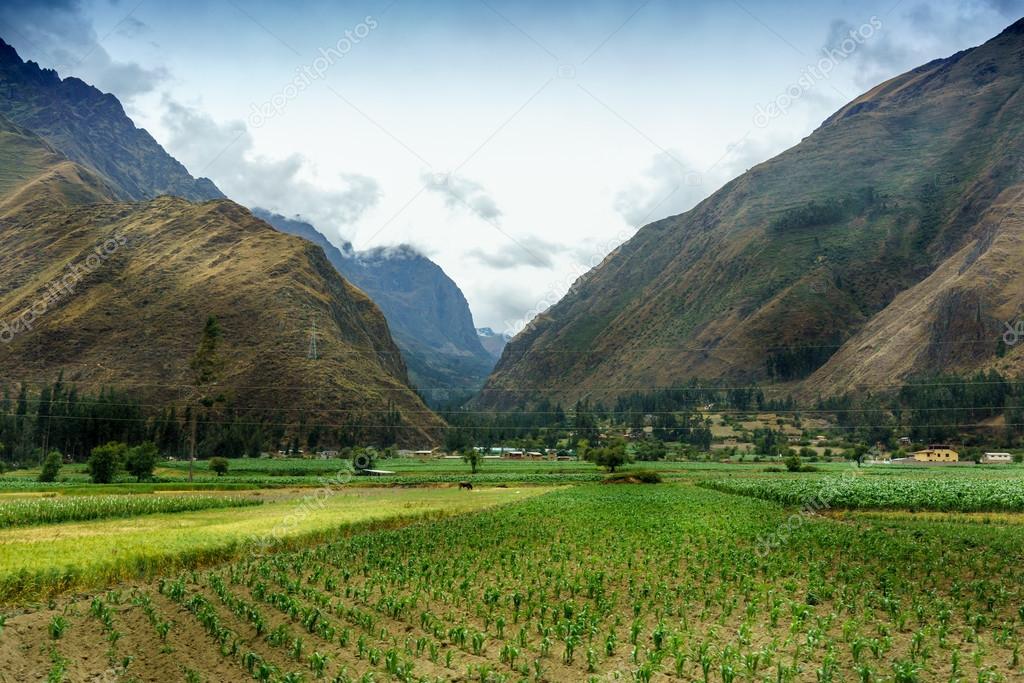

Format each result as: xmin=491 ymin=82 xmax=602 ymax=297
xmin=459 ymin=481 xmax=473 ymax=490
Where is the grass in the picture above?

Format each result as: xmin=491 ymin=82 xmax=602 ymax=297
xmin=0 ymin=486 xmax=552 ymax=604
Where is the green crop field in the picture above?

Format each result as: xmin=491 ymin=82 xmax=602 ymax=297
xmin=0 ymin=493 xmax=263 ymax=528
xmin=0 ymin=487 xmax=549 ymax=603
xmin=702 ymin=474 xmax=1024 ymax=511
xmin=3 ymin=482 xmax=1024 ymax=682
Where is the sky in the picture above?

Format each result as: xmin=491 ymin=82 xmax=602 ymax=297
xmin=2 ymin=0 xmax=1022 ymax=334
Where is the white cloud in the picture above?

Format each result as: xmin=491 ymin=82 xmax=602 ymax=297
xmin=160 ymin=98 xmax=381 ymax=242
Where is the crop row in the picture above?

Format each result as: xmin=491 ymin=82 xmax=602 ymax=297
xmin=0 ymin=494 xmax=262 ymax=527
xmin=701 ymin=476 xmax=1024 ymax=512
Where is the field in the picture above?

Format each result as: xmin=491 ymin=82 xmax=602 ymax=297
xmin=0 ymin=487 xmax=548 ymax=604
xmin=3 ymin=483 xmax=1024 ymax=682
xmin=3 ymin=459 xmax=1024 ymax=682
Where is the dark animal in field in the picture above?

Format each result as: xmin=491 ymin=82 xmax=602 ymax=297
xmin=459 ymin=481 xmax=473 ymax=490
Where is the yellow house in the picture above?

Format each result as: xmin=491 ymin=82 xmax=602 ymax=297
xmin=912 ymin=446 xmax=959 ymax=463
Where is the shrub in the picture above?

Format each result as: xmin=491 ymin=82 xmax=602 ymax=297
xmin=38 ymin=450 xmax=63 ymax=483
xmin=209 ymin=457 xmax=230 ymax=477
xmin=604 ymin=471 xmax=662 ymax=484
xmin=125 ymin=442 xmax=158 ymax=482
xmin=88 ymin=442 xmax=128 ymax=483
xmin=784 ymin=454 xmax=803 ymax=472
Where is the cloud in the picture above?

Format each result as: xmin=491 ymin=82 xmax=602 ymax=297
xmin=421 ymin=172 xmax=503 ymax=222
xmin=160 ymin=98 xmax=381 ymax=241
xmin=466 ymin=235 xmax=567 ymax=270
xmin=613 ymin=136 xmax=786 ymax=229
xmin=613 ymin=151 xmax=709 ymax=226
xmin=826 ymin=1 xmax=1024 ymax=90
xmin=0 ymin=0 xmax=165 ymax=99
xmin=115 ymin=16 xmax=148 ymax=39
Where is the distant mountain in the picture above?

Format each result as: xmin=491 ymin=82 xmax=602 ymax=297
xmin=477 ymin=18 xmax=1024 ymax=408
xmin=252 ymin=209 xmax=495 ymax=403
xmin=0 ymin=38 xmax=222 ymax=202
xmin=476 ymin=327 xmax=510 ymax=361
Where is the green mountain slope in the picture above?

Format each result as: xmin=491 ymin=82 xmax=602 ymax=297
xmin=477 ymin=18 xmax=1024 ymax=408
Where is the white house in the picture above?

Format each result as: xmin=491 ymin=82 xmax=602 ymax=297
xmin=981 ymin=452 xmax=1014 ymax=464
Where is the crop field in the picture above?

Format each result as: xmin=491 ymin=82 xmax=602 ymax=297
xmin=0 ymin=487 xmax=547 ymax=604
xmin=3 ymin=484 xmax=1023 ymax=682
xmin=0 ymin=494 xmax=263 ymax=528
xmin=702 ymin=475 xmax=1024 ymax=512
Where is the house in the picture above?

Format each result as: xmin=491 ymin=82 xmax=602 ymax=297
xmin=911 ymin=445 xmax=959 ymax=463
xmin=899 ymin=437 xmax=913 ymax=447
xmin=981 ymin=452 xmax=1013 ymax=464
xmin=504 ymin=451 xmax=525 ymax=459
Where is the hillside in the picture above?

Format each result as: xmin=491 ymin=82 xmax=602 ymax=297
xmin=478 ymin=18 xmax=1024 ymax=408
xmin=0 ymin=38 xmax=222 ymax=202
xmin=0 ymin=116 xmax=442 ymax=445
xmin=252 ymin=209 xmax=495 ymax=403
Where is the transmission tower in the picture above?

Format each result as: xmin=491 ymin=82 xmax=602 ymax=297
xmin=307 ymin=318 xmax=319 ymax=360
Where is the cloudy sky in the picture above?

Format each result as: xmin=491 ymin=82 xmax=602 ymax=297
xmin=2 ymin=0 xmax=1022 ymax=333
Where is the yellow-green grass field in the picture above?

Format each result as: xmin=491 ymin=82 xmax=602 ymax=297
xmin=0 ymin=486 xmax=551 ymax=604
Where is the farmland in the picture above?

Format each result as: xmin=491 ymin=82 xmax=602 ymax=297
xmin=3 ymin=483 xmax=1024 ymax=682
xmin=0 ymin=487 xmax=548 ymax=603
xmin=701 ymin=475 xmax=1024 ymax=512
xmin=0 ymin=494 xmax=263 ymax=528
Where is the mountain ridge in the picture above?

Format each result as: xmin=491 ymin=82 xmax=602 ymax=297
xmin=477 ymin=18 xmax=1024 ymax=408
xmin=0 ymin=38 xmax=223 ymax=203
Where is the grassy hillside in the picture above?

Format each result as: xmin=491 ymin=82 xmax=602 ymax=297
xmin=0 ymin=116 xmax=443 ymax=445
xmin=478 ymin=18 xmax=1024 ymax=407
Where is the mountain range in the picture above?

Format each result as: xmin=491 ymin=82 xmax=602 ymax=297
xmin=477 ymin=18 xmax=1024 ymax=408
xmin=0 ymin=43 xmax=442 ymax=445
xmin=0 ymin=39 xmax=222 ymax=203
xmin=251 ymin=209 xmax=495 ymax=404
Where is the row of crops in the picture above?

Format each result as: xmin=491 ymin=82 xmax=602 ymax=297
xmin=702 ymin=475 xmax=1024 ymax=512
xmin=10 ymin=484 xmax=1024 ymax=681
xmin=0 ymin=494 xmax=263 ymax=528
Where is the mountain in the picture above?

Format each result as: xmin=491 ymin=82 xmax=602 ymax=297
xmin=252 ymin=209 xmax=495 ymax=403
xmin=0 ymin=38 xmax=222 ymax=202
xmin=0 ymin=113 xmax=442 ymax=446
xmin=476 ymin=327 xmax=510 ymax=361
xmin=477 ymin=18 xmax=1024 ymax=408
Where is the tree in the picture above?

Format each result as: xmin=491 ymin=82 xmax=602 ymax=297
xmin=593 ymin=441 xmax=630 ymax=473
xmin=462 ymin=448 xmax=481 ymax=474
xmin=88 ymin=442 xmax=127 ymax=483
xmin=38 ymin=450 xmax=63 ymax=482
xmin=209 ymin=457 xmax=229 ymax=476
xmin=189 ymin=316 xmax=225 ymax=482
xmin=784 ymin=453 xmax=803 ymax=472
xmin=634 ymin=438 xmax=667 ymax=461
xmin=125 ymin=442 xmax=158 ymax=482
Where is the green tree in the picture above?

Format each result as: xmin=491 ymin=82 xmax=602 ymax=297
xmin=594 ymin=441 xmax=630 ymax=473
xmin=209 ymin=457 xmax=229 ymax=476
xmin=38 ymin=450 xmax=63 ymax=482
xmin=88 ymin=442 xmax=127 ymax=483
xmin=462 ymin=448 xmax=481 ymax=474
xmin=634 ymin=438 xmax=667 ymax=461
xmin=125 ymin=442 xmax=158 ymax=482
